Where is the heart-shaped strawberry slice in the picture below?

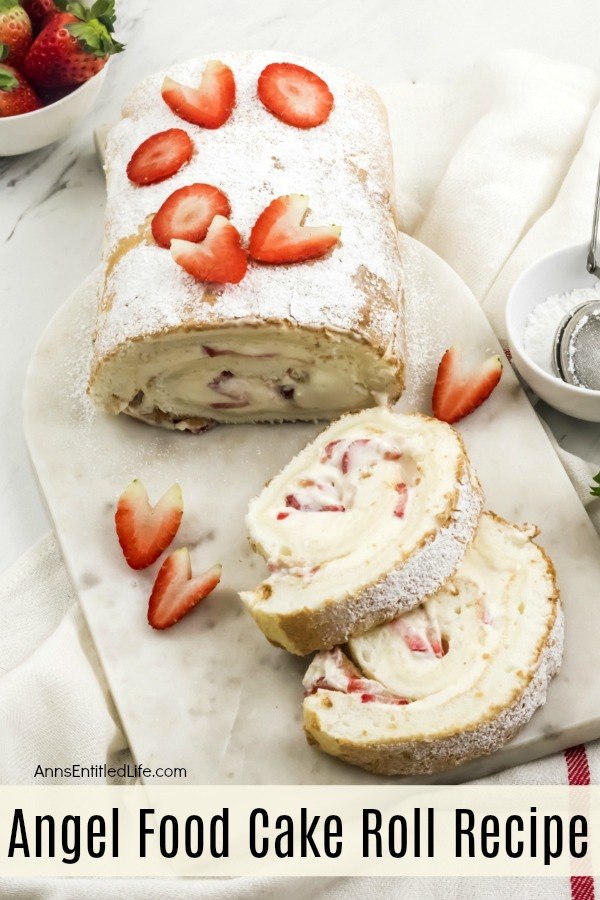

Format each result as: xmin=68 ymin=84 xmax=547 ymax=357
xmin=162 ymin=60 xmax=235 ymax=129
xmin=115 ymin=479 xmax=183 ymax=570
xmin=171 ymin=215 xmax=247 ymax=284
xmin=148 ymin=549 xmax=222 ymax=630
xmin=249 ymin=194 xmax=341 ymax=264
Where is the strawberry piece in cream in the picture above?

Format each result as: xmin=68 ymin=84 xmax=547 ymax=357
xmin=207 ymin=370 xmax=251 ymax=409
xmin=303 ymin=649 xmax=409 ymax=706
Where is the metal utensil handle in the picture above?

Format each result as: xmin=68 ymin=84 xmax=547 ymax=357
xmin=587 ymin=155 xmax=600 ymax=276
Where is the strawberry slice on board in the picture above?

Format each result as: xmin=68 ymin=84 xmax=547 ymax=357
xmin=126 ymin=128 xmax=193 ymax=186
xmin=432 ymin=345 xmax=503 ymax=425
xmin=162 ymin=59 xmax=235 ymax=129
xmin=148 ymin=549 xmax=222 ymax=630
xmin=151 ymin=183 xmax=231 ymax=249
xmin=115 ymin=479 xmax=183 ymax=570
xmin=257 ymin=62 xmax=333 ymax=128
xmin=249 ymin=194 xmax=341 ymax=264
xmin=171 ymin=214 xmax=247 ymax=284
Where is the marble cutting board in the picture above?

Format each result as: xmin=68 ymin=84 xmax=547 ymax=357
xmin=23 ymin=233 xmax=600 ymax=784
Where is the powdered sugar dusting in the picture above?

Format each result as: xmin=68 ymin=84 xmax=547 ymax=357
xmin=61 ymin=273 xmax=100 ymax=431
xmin=368 ymin=605 xmax=564 ymax=776
xmin=304 ymin=546 xmax=563 ymax=776
xmin=93 ymin=51 xmax=402 ymax=365
xmin=353 ymin=467 xmax=483 ymax=620
xmin=522 ymin=286 xmax=600 ymax=376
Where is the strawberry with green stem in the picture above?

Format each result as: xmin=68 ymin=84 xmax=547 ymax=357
xmin=24 ymin=0 xmax=123 ymax=91
xmin=590 ymin=472 xmax=600 ymax=497
xmin=0 ymin=0 xmax=32 ymax=67
xmin=0 ymin=42 xmax=41 ymax=116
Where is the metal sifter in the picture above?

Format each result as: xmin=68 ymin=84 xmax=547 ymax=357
xmin=552 ymin=158 xmax=600 ymax=390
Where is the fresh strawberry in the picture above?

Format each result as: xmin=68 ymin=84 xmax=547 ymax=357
xmin=0 ymin=1 xmax=32 ymax=67
xmin=257 ymin=62 xmax=333 ymax=128
xmin=23 ymin=0 xmax=123 ymax=91
xmin=0 ymin=45 xmax=40 ymax=115
xmin=162 ymin=59 xmax=235 ymax=129
xmin=432 ymin=345 xmax=503 ymax=424
xmin=151 ymin=183 xmax=230 ymax=249
xmin=249 ymin=194 xmax=341 ymax=264
xmin=171 ymin=215 xmax=247 ymax=284
xmin=22 ymin=0 xmax=57 ymax=34
xmin=115 ymin=479 xmax=183 ymax=570
xmin=126 ymin=128 xmax=193 ymax=186
xmin=148 ymin=548 xmax=221 ymax=630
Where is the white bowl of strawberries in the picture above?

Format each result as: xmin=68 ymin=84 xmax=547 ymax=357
xmin=0 ymin=0 xmax=122 ymax=156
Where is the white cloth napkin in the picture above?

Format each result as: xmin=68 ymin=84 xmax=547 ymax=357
xmin=3 ymin=49 xmax=600 ymax=898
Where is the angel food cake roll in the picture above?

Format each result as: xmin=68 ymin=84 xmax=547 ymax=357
xmin=240 ymin=408 xmax=483 ymax=655
xmin=89 ymin=51 xmax=404 ymax=430
xmin=302 ymin=513 xmax=563 ymax=775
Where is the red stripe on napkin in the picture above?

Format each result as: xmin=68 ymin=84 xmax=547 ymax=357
xmin=565 ymin=745 xmax=594 ymax=900
xmin=571 ymin=877 xmax=595 ymax=900
xmin=566 ymin=745 xmax=591 ymax=786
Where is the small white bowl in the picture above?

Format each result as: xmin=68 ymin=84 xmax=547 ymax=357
xmin=0 ymin=64 xmax=108 ymax=156
xmin=506 ymin=242 xmax=600 ymax=422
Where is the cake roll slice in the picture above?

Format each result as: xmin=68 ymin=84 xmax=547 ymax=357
xmin=240 ymin=408 xmax=482 ymax=655
xmin=303 ymin=513 xmax=563 ymax=776
xmin=89 ymin=51 xmax=403 ymax=430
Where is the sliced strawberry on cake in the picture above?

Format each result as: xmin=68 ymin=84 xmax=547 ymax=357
xmin=171 ymin=215 xmax=247 ymax=284
xmin=249 ymin=194 xmax=341 ymax=264
xmin=151 ymin=183 xmax=231 ymax=248
xmin=126 ymin=128 xmax=193 ymax=186
xmin=148 ymin=549 xmax=222 ymax=630
xmin=162 ymin=59 xmax=235 ymax=129
xmin=115 ymin=479 xmax=183 ymax=570
xmin=257 ymin=62 xmax=333 ymax=128
xmin=432 ymin=345 xmax=503 ymax=424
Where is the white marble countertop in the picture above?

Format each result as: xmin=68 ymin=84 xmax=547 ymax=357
xmin=2 ymin=0 xmax=600 ymax=574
